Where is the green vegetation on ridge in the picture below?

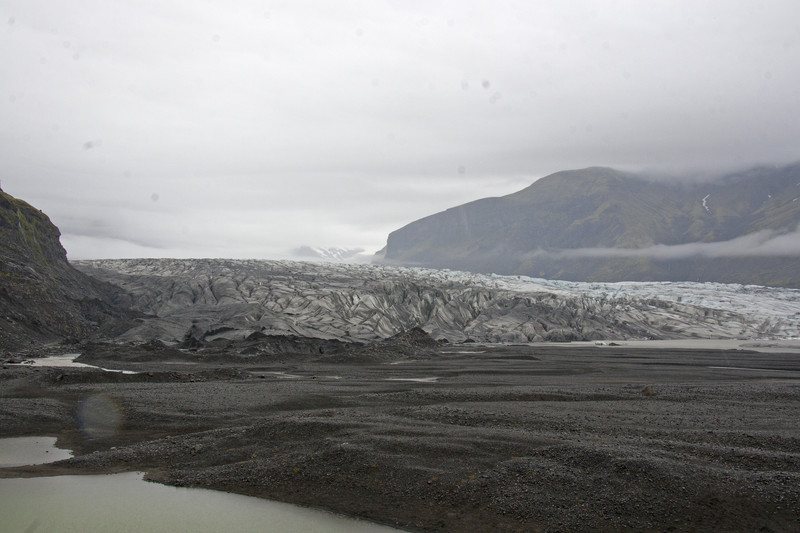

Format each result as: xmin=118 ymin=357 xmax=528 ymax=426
xmin=382 ymin=163 xmax=800 ymax=287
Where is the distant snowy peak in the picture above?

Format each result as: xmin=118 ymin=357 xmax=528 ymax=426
xmin=292 ymin=245 xmax=369 ymax=263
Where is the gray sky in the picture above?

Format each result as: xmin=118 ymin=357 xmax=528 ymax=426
xmin=2 ymin=0 xmax=799 ymax=260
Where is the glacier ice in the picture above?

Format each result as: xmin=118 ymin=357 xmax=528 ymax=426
xmin=74 ymin=259 xmax=800 ymax=344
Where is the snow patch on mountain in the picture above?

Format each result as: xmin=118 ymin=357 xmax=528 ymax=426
xmin=292 ymin=246 xmax=370 ymax=263
xmin=702 ymin=194 xmax=712 ymax=214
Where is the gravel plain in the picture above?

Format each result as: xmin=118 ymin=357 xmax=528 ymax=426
xmin=2 ymin=343 xmax=800 ymax=532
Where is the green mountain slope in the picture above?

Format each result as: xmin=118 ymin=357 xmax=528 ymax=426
xmin=0 ymin=186 xmax=136 ymax=349
xmin=381 ymin=163 xmax=800 ymax=287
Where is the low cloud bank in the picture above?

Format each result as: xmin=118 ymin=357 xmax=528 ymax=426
xmin=529 ymin=227 xmax=800 ymax=260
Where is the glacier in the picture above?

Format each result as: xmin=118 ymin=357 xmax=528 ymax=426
xmin=74 ymin=258 xmax=800 ymax=345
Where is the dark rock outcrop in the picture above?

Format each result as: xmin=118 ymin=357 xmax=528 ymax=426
xmin=0 ymin=186 xmax=137 ymax=349
xmin=350 ymin=326 xmax=442 ymax=361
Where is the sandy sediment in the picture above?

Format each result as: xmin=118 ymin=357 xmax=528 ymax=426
xmin=2 ymin=343 xmax=800 ymax=532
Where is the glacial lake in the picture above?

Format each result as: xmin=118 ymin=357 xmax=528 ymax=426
xmin=0 ymin=438 xmax=403 ymax=533
xmin=7 ymin=353 xmax=138 ymax=374
xmin=0 ymin=436 xmax=73 ymax=467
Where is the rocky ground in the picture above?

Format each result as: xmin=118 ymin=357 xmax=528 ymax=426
xmin=2 ymin=342 xmax=800 ymax=532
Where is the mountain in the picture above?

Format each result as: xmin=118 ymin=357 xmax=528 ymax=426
xmin=0 ymin=186 xmax=136 ymax=350
xmin=3 ymin=183 xmax=797 ymax=352
xmin=379 ymin=164 xmax=800 ymax=287
xmin=292 ymin=246 xmax=368 ymax=263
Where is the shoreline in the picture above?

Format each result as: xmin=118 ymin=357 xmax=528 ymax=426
xmin=2 ymin=343 xmax=800 ymax=532
xmin=523 ymin=338 xmax=800 ymax=353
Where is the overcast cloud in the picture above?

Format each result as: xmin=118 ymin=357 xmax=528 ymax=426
xmin=1 ymin=0 xmax=799 ymax=259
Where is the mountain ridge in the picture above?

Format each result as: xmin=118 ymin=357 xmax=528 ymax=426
xmin=379 ymin=163 xmax=800 ymax=286
xmin=0 ymin=185 xmax=138 ymax=349
xmin=2 ymin=177 xmax=798 ymax=350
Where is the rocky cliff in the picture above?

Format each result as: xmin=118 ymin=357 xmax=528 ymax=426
xmin=0 ymin=186 xmax=136 ymax=350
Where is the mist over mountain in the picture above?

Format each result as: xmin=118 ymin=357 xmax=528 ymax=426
xmin=1 ymin=183 xmax=798 ymax=350
xmin=379 ymin=163 xmax=800 ymax=287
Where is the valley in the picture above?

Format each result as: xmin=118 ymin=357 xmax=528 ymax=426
xmin=3 ymin=343 xmax=800 ymax=532
xmin=2 ymin=182 xmax=800 ymax=532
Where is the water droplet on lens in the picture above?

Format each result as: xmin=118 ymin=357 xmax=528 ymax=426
xmin=78 ymin=394 xmax=122 ymax=439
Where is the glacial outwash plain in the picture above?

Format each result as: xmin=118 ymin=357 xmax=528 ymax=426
xmin=2 ymin=185 xmax=800 ymax=532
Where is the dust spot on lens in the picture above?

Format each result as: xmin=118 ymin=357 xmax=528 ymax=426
xmin=151 ymin=193 xmax=160 ymax=202
xmin=82 ymin=139 xmax=102 ymax=150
